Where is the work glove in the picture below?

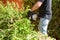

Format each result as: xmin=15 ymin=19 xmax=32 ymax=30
xmin=27 ymin=11 xmax=37 ymax=21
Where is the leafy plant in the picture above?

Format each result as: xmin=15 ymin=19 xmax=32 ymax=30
xmin=0 ymin=0 xmax=58 ymax=40
xmin=0 ymin=1 xmax=38 ymax=40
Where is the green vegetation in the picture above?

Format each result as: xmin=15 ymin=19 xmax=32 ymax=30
xmin=0 ymin=0 xmax=60 ymax=40
xmin=0 ymin=2 xmax=38 ymax=40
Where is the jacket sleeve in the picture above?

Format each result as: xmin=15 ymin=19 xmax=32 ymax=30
xmin=38 ymin=0 xmax=45 ymax=2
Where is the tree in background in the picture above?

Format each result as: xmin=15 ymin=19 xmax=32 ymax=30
xmin=0 ymin=0 xmax=23 ymax=9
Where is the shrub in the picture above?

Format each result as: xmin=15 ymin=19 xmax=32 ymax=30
xmin=0 ymin=2 xmax=38 ymax=40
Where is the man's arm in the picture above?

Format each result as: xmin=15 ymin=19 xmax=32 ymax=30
xmin=30 ymin=0 xmax=45 ymax=11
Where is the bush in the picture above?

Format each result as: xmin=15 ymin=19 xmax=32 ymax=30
xmin=0 ymin=2 xmax=38 ymax=40
xmin=0 ymin=0 xmax=59 ymax=40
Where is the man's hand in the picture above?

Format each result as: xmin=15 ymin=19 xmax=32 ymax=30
xmin=27 ymin=11 xmax=34 ymax=17
xmin=27 ymin=11 xmax=34 ymax=21
xmin=27 ymin=11 xmax=37 ymax=21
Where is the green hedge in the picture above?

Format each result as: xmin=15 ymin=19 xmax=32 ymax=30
xmin=0 ymin=0 xmax=60 ymax=40
xmin=0 ymin=2 xmax=38 ymax=40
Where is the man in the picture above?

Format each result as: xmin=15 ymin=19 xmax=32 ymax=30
xmin=27 ymin=0 xmax=52 ymax=39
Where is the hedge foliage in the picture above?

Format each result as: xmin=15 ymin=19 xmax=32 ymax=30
xmin=0 ymin=0 xmax=60 ymax=40
xmin=0 ymin=2 xmax=38 ymax=40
